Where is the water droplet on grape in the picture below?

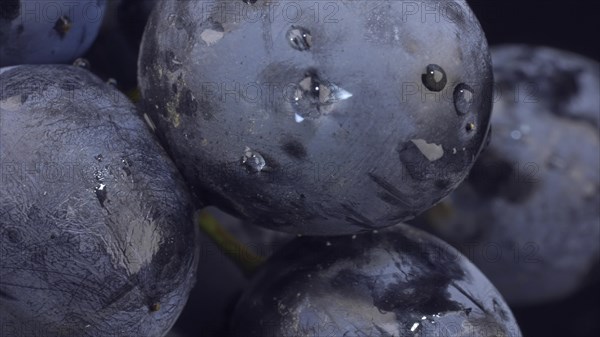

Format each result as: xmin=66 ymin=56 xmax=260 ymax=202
xmin=510 ymin=130 xmax=522 ymax=140
xmin=378 ymin=308 xmax=388 ymax=314
xmin=292 ymin=71 xmax=352 ymax=121
xmin=287 ymin=26 xmax=312 ymax=51
xmin=421 ymin=64 xmax=447 ymax=92
xmin=241 ymin=146 xmax=266 ymax=172
xmin=453 ymin=83 xmax=474 ymax=115
xmin=73 ymin=58 xmax=90 ymax=69
xmin=325 ymin=241 xmax=332 ymax=246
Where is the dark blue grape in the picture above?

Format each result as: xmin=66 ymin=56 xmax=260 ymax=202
xmin=411 ymin=45 xmax=600 ymax=305
xmin=138 ymin=0 xmax=493 ymax=235
xmin=230 ymin=223 xmax=522 ymax=336
xmin=0 ymin=64 xmax=198 ymax=337
xmin=0 ymin=0 xmax=106 ymax=67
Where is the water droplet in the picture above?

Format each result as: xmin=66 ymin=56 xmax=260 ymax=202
xmin=378 ymin=308 xmax=388 ymax=314
xmin=325 ymin=241 xmax=332 ymax=246
xmin=510 ymin=130 xmax=522 ymax=140
xmin=94 ymin=154 xmax=103 ymax=162
xmin=466 ymin=122 xmax=476 ymax=132
xmin=292 ymin=71 xmax=352 ymax=121
xmin=167 ymin=14 xmax=177 ymax=25
xmin=53 ymin=15 xmax=72 ymax=38
xmin=241 ymin=147 xmax=266 ymax=172
xmin=372 ymin=229 xmax=379 ymax=234
xmin=242 ymin=0 xmax=257 ymax=4
xmin=121 ymin=158 xmax=132 ymax=177
xmin=73 ymin=58 xmax=90 ymax=69
xmin=453 ymin=83 xmax=474 ymax=115
xmin=287 ymin=26 xmax=312 ymax=51
xmin=410 ymin=322 xmax=420 ymax=332
xmin=421 ymin=64 xmax=447 ymax=92
xmin=352 ymin=235 xmax=357 ymax=239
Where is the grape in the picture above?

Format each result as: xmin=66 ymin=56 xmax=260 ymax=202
xmin=230 ymin=223 xmax=522 ymax=336
xmin=0 ymin=64 xmax=198 ymax=337
xmin=138 ymin=0 xmax=493 ymax=235
xmin=410 ymin=45 xmax=600 ymax=305
xmin=0 ymin=0 xmax=106 ymax=67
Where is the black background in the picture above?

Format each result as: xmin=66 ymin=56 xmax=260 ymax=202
xmin=469 ymin=0 xmax=599 ymax=61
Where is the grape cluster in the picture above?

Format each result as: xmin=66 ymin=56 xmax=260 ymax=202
xmin=1 ymin=1 xmax=598 ymax=337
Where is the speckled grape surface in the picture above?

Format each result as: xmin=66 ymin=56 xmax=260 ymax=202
xmin=411 ymin=45 xmax=600 ymax=305
xmin=230 ymin=223 xmax=522 ymax=337
xmin=138 ymin=0 xmax=493 ymax=235
xmin=0 ymin=65 xmax=198 ymax=337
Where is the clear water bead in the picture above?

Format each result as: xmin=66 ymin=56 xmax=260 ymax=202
xmin=241 ymin=146 xmax=266 ymax=172
xmin=421 ymin=64 xmax=447 ymax=92
xmin=287 ymin=26 xmax=312 ymax=51
xmin=292 ymin=71 xmax=352 ymax=122
xmin=453 ymin=83 xmax=474 ymax=115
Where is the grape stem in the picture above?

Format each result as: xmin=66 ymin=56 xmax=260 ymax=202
xmin=196 ymin=210 xmax=264 ymax=276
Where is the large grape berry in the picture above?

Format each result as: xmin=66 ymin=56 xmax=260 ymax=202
xmin=0 ymin=65 xmax=198 ymax=336
xmin=229 ymin=223 xmax=522 ymax=336
xmin=138 ymin=0 xmax=494 ymax=235
xmin=0 ymin=0 xmax=106 ymax=67
xmin=411 ymin=45 xmax=600 ymax=305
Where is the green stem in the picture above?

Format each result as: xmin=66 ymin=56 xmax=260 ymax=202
xmin=196 ymin=210 xmax=265 ymax=276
